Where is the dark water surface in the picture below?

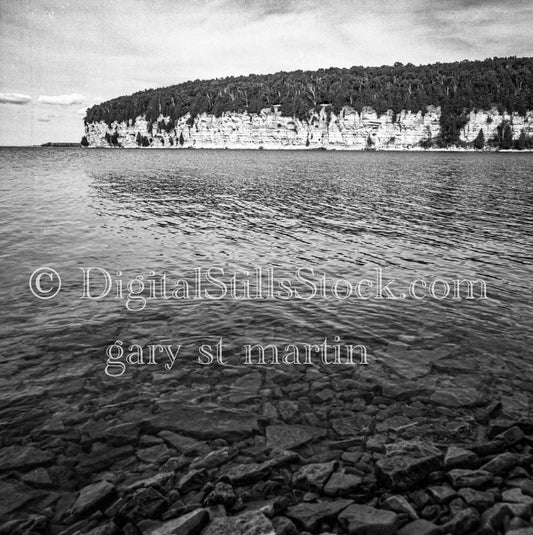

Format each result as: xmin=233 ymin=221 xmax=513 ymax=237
xmin=0 ymin=147 xmax=532 ymax=406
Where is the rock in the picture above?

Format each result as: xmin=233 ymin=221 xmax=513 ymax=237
xmin=375 ymin=441 xmax=442 ymax=491
xmin=0 ymin=480 xmax=36 ymax=516
xmin=70 ymin=480 xmax=117 ymax=517
xmin=190 ymin=447 xmax=236 ymax=470
xmin=286 ymin=499 xmax=353 ymax=531
xmin=375 ymin=345 xmax=451 ymax=380
xmin=481 ymin=452 xmax=520 ymax=475
xmin=381 ymin=495 xmax=418 ymax=520
xmin=331 ymin=414 xmax=373 ymax=436
xmin=441 ymin=507 xmax=480 ymax=535
xmin=501 ymin=488 xmax=533 ymax=505
xmin=457 ymin=487 xmax=495 ymax=509
xmin=0 ymin=445 xmax=53 ymax=471
xmin=204 ymin=482 xmax=237 ymax=508
xmin=292 ymin=461 xmax=337 ymax=492
xmin=221 ymin=462 xmax=272 ymax=485
xmin=265 ymin=425 xmax=326 ymax=450
xmin=271 ymin=516 xmax=298 ymax=535
xmin=118 ymin=487 xmax=167 ymax=523
xmin=479 ymin=503 xmax=513 ymax=534
xmin=21 ymin=467 xmax=53 ymax=488
xmin=158 ymin=431 xmax=202 ymax=454
xmin=229 ymin=372 xmax=262 ymax=404
xmin=397 ymin=519 xmax=439 ymax=535
xmin=427 ymin=485 xmax=456 ymax=503
xmin=77 ymin=444 xmax=134 ymax=475
xmin=146 ymin=508 xmax=209 ymax=535
xmin=430 ymin=387 xmax=484 ymax=408
xmin=323 ymin=472 xmax=363 ymax=496
xmin=338 ymin=504 xmax=399 ymax=535
xmin=177 ymin=469 xmax=207 ymax=493
xmin=448 ymin=469 xmax=494 ymax=489
xmin=443 ymin=446 xmax=478 ymax=469
xmin=203 ymin=510 xmax=275 ymax=535
xmin=137 ymin=444 xmax=170 ymax=464
xmin=149 ymin=407 xmax=259 ymax=441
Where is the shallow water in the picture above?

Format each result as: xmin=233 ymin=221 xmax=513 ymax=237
xmin=0 ymin=148 xmax=532 ymax=399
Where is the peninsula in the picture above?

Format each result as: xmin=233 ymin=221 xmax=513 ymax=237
xmin=82 ymin=57 xmax=533 ymax=151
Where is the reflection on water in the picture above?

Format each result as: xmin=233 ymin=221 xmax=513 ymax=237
xmin=0 ymin=148 xmax=532 ymax=394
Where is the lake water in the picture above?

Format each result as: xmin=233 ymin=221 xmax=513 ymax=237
xmin=0 ymin=147 xmax=532 ymax=423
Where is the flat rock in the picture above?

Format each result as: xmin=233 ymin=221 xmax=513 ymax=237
xmin=265 ymin=425 xmax=326 ymax=450
xmin=190 ymin=447 xmax=236 ymax=470
xmin=149 ymin=406 xmax=259 ymax=441
xmin=286 ymin=499 xmax=352 ymax=531
xmin=203 ymin=510 xmax=275 ymax=535
xmin=381 ymin=495 xmax=418 ymax=520
xmin=0 ymin=480 xmax=36 ymax=516
xmin=292 ymin=461 xmax=337 ymax=492
xmin=443 ymin=446 xmax=478 ymax=469
xmin=146 ymin=508 xmax=209 ymax=535
xmin=480 ymin=452 xmax=520 ymax=475
xmin=324 ymin=472 xmax=363 ymax=496
xmin=376 ymin=345 xmax=451 ymax=380
xmin=338 ymin=504 xmax=399 ymax=535
xmin=376 ymin=441 xmax=442 ymax=491
xmin=448 ymin=469 xmax=493 ymax=489
xmin=430 ymin=387 xmax=484 ymax=408
xmin=71 ymin=480 xmax=117 ymax=517
xmin=221 ymin=462 xmax=271 ymax=485
xmin=457 ymin=487 xmax=495 ymax=509
xmin=0 ymin=445 xmax=53 ymax=471
xmin=397 ymin=519 xmax=439 ymax=535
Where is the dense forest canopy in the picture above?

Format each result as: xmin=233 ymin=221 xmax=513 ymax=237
xmin=85 ymin=57 xmax=533 ymax=145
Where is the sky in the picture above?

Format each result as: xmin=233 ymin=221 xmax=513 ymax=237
xmin=0 ymin=0 xmax=532 ymax=145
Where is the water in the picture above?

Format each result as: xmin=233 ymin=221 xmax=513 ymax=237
xmin=0 ymin=148 xmax=532 ymax=409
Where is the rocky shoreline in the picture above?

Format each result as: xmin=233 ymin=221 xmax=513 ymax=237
xmin=1 ymin=356 xmax=532 ymax=535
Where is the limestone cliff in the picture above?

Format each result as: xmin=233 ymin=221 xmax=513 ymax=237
xmin=84 ymin=105 xmax=533 ymax=150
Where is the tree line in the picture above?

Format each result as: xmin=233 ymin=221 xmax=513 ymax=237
xmin=83 ymin=57 xmax=533 ymax=147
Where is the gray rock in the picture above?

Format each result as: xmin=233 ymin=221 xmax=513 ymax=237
xmin=375 ymin=441 xmax=442 ymax=491
xmin=203 ymin=510 xmax=275 ymax=535
xmin=323 ymin=472 xmax=363 ymax=496
xmin=381 ymin=495 xmax=418 ymax=520
xmin=427 ymin=485 xmax=456 ymax=503
xmin=338 ymin=504 xmax=399 ymax=535
xmin=397 ymin=519 xmax=439 ymax=535
xmin=190 ymin=447 xmax=236 ymax=470
xmin=292 ymin=461 xmax=337 ymax=492
xmin=441 ymin=507 xmax=480 ymax=535
xmin=204 ymin=482 xmax=237 ymax=508
xmin=286 ymin=499 xmax=353 ymax=531
xmin=221 ymin=462 xmax=272 ymax=485
xmin=71 ymin=480 xmax=117 ymax=517
xmin=457 ymin=487 xmax=495 ymax=509
xmin=443 ymin=446 xmax=478 ymax=469
xmin=118 ymin=487 xmax=167 ymax=523
xmin=177 ymin=469 xmax=207 ymax=493
xmin=136 ymin=444 xmax=170 ymax=464
xmin=146 ymin=508 xmax=209 ymax=535
xmin=0 ymin=445 xmax=53 ymax=471
xmin=150 ymin=407 xmax=259 ymax=441
xmin=480 ymin=452 xmax=520 ymax=475
xmin=448 ymin=469 xmax=494 ymax=488
xmin=265 ymin=425 xmax=326 ymax=450
xmin=430 ymin=387 xmax=484 ymax=408
xmin=501 ymin=488 xmax=533 ymax=505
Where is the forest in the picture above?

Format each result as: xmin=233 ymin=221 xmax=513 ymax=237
xmin=84 ymin=57 xmax=533 ymax=147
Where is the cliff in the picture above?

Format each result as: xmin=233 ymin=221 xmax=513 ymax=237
xmin=84 ymin=105 xmax=533 ymax=150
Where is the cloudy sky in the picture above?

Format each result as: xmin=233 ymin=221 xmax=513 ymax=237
xmin=1 ymin=0 xmax=532 ymax=145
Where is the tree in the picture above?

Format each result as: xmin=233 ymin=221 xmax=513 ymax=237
xmin=366 ymin=135 xmax=374 ymax=148
xmin=80 ymin=135 xmax=89 ymax=147
xmin=515 ymin=130 xmax=526 ymax=150
xmin=473 ymin=129 xmax=485 ymax=150
xmin=179 ymin=132 xmax=185 ymax=146
xmin=500 ymin=123 xmax=513 ymax=149
xmin=136 ymin=132 xmax=142 ymax=146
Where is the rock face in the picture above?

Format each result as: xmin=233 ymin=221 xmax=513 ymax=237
xmin=84 ymin=106 xmax=533 ymax=150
